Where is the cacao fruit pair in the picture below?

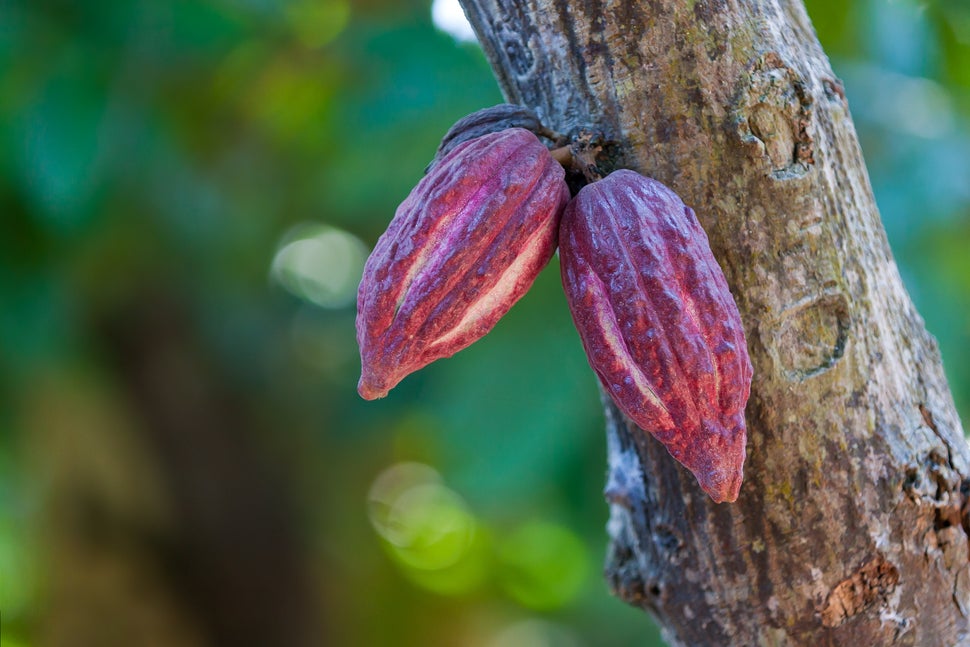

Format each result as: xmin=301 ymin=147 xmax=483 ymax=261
xmin=355 ymin=107 xmax=752 ymax=503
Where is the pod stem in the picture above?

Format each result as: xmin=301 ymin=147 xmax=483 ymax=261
xmin=550 ymin=145 xmax=573 ymax=166
xmin=569 ymin=131 xmax=605 ymax=183
xmin=550 ymin=131 xmax=606 ymax=186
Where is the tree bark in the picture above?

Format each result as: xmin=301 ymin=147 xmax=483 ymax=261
xmin=459 ymin=0 xmax=970 ymax=644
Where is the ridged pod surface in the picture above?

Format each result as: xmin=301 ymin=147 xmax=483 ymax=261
xmin=426 ymin=104 xmax=545 ymax=172
xmin=559 ymin=170 xmax=752 ymax=502
xmin=357 ymin=128 xmax=570 ymax=400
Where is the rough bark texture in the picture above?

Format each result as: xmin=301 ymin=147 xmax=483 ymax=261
xmin=459 ymin=0 xmax=970 ymax=644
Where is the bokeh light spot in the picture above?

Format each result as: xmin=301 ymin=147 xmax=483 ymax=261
xmin=285 ymin=0 xmax=350 ymax=49
xmin=431 ymin=0 xmax=477 ymax=43
xmin=368 ymin=463 xmax=486 ymax=594
xmin=486 ymin=619 xmax=583 ymax=647
xmin=383 ymin=483 xmax=475 ymax=569
xmin=497 ymin=521 xmax=588 ymax=610
xmin=368 ymin=462 xmax=443 ymax=544
xmin=271 ymin=223 xmax=368 ymax=308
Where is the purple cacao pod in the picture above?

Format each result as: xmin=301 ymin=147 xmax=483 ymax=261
xmin=559 ymin=170 xmax=752 ymax=503
xmin=357 ymin=128 xmax=570 ymax=400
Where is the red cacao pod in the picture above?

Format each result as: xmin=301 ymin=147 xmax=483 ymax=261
xmin=559 ymin=170 xmax=752 ymax=503
xmin=357 ymin=128 xmax=570 ymax=400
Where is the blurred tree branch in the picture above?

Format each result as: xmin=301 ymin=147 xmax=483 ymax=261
xmin=460 ymin=0 xmax=970 ymax=643
xmin=37 ymin=292 xmax=321 ymax=647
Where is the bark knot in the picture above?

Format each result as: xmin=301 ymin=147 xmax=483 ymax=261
xmin=770 ymin=289 xmax=850 ymax=381
xmin=735 ymin=52 xmax=814 ymax=179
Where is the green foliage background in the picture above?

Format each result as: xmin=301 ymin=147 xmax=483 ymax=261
xmin=0 ymin=0 xmax=967 ymax=645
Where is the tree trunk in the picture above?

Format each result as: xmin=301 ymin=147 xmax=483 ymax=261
xmin=459 ymin=0 xmax=970 ymax=644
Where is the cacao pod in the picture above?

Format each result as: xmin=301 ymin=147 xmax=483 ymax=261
xmin=559 ymin=170 xmax=752 ymax=503
xmin=426 ymin=104 xmax=545 ymax=173
xmin=357 ymin=128 xmax=570 ymax=400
